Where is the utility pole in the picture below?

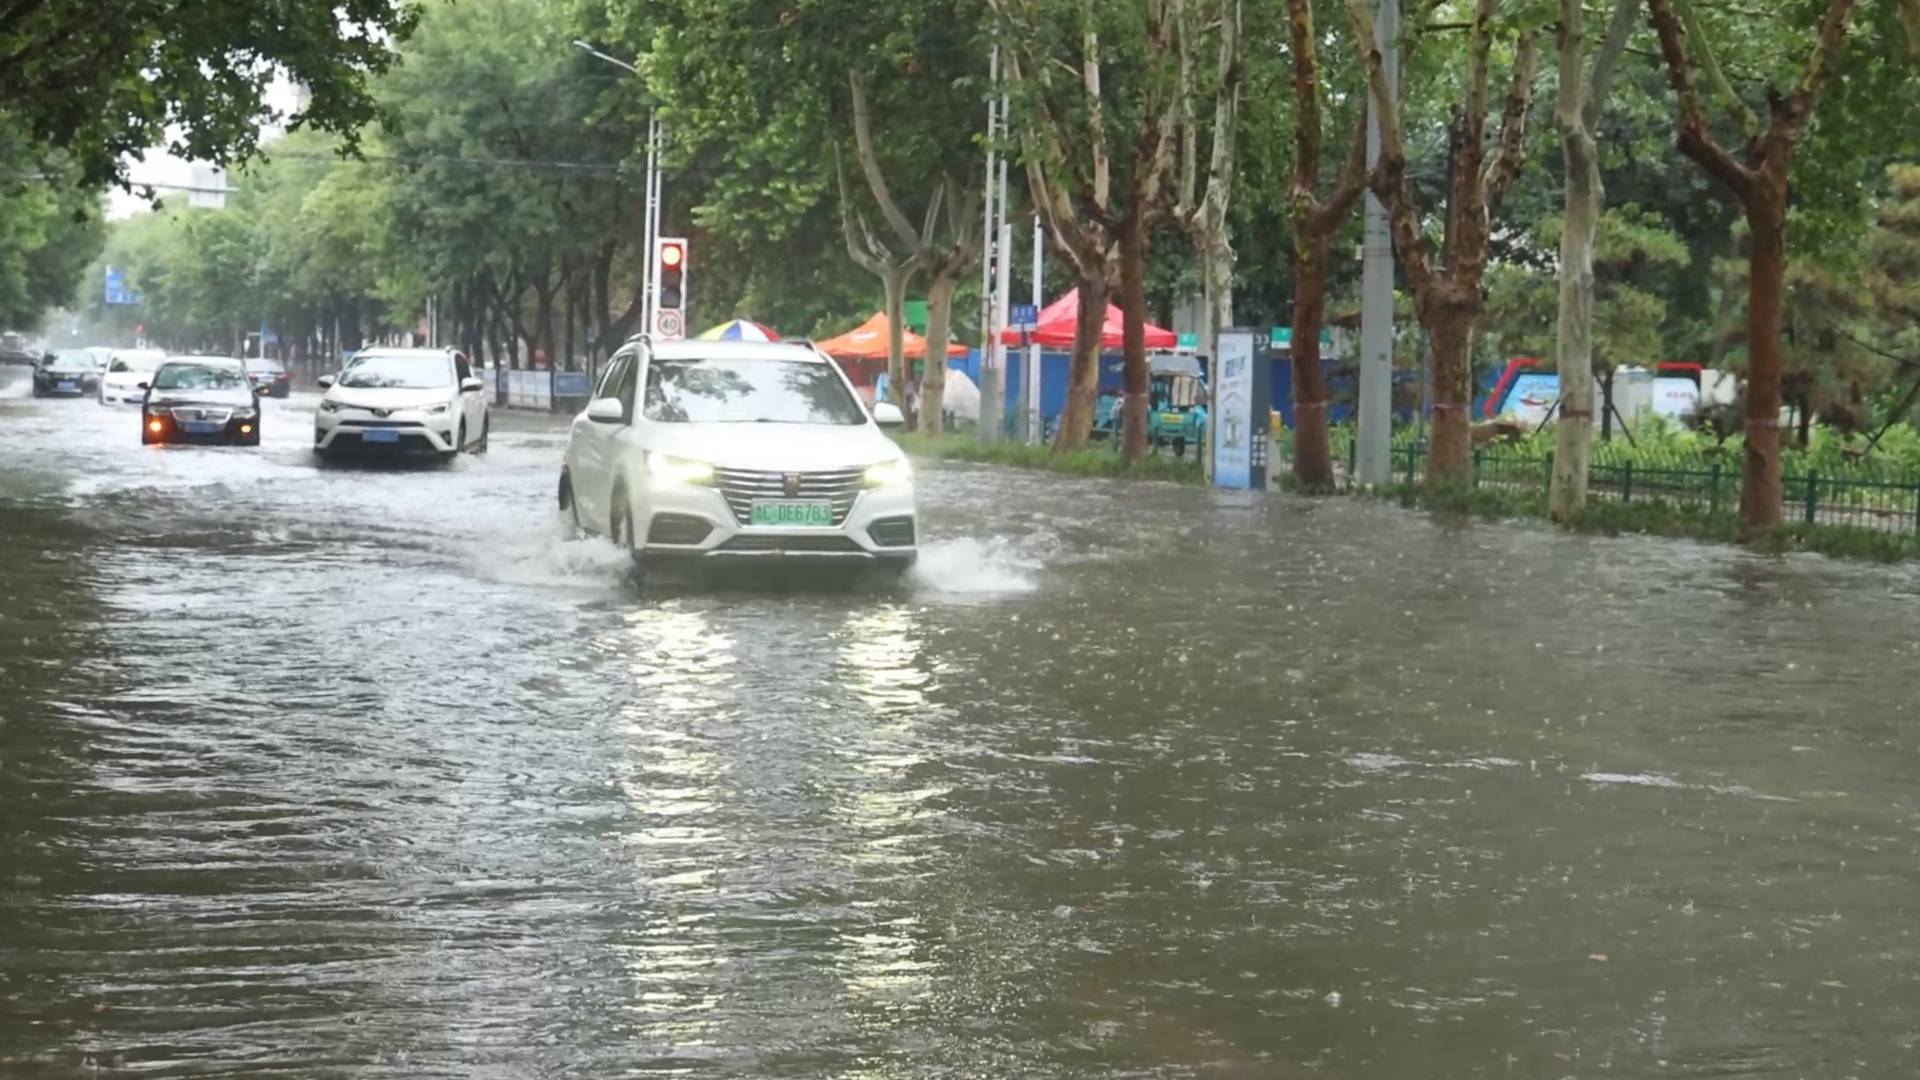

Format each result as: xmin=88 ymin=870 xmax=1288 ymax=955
xmin=979 ymin=45 xmax=1003 ymax=443
xmin=573 ymin=41 xmax=664 ymax=340
xmin=1028 ymin=213 xmax=1043 ymax=444
xmin=1356 ymin=0 xmax=1399 ymax=487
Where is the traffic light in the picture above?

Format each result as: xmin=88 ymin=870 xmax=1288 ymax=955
xmin=654 ymin=237 xmax=687 ymax=339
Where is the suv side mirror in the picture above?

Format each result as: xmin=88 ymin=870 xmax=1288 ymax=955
xmin=460 ymin=377 xmax=484 ymax=393
xmin=586 ymin=397 xmax=626 ymax=424
xmin=872 ymin=402 xmax=905 ymax=428
xmin=135 ymin=381 xmax=150 ymax=390
xmin=317 ymin=374 xmax=335 ymax=388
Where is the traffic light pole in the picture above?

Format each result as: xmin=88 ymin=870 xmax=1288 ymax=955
xmin=642 ymin=114 xmax=662 ymax=334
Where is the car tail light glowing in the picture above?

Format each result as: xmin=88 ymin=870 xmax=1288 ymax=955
xmin=147 ymin=419 xmax=163 ymax=433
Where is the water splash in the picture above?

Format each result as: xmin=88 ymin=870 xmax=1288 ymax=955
xmin=470 ymin=527 xmax=635 ymax=590
xmin=911 ymin=535 xmax=1041 ymax=595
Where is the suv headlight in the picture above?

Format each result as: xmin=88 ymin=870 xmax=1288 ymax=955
xmin=235 ymin=406 xmax=258 ymax=420
xmin=863 ymin=458 xmax=913 ymax=488
xmin=423 ymin=403 xmax=449 ymax=415
xmin=319 ymin=399 xmax=343 ymax=413
xmin=646 ymin=453 xmax=714 ymax=486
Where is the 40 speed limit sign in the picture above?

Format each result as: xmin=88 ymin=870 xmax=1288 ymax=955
xmin=654 ymin=309 xmax=685 ymax=340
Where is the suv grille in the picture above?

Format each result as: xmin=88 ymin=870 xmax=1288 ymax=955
xmin=712 ymin=467 xmax=864 ymax=526
xmin=719 ymin=534 xmax=865 ymax=554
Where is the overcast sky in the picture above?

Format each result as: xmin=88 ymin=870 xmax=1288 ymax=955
xmin=110 ymin=79 xmax=302 ymax=219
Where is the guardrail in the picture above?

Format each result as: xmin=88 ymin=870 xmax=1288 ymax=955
xmin=1276 ymin=429 xmax=1920 ymax=534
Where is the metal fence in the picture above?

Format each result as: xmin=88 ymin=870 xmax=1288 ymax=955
xmin=1275 ymin=430 xmax=1920 ymax=534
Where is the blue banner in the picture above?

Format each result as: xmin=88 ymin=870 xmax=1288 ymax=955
xmin=553 ymin=371 xmax=592 ymax=397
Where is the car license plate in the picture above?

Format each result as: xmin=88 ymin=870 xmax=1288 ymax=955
xmin=361 ymin=429 xmax=401 ymax=444
xmin=184 ymin=421 xmax=221 ymax=434
xmin=749 ymin=500 xmax=833 ymax=527
xmin=57 ymin=381 xmax=75 ymax=391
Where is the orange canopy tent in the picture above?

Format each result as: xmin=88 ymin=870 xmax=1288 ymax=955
xmin=998 ymin=287 xmax=1177 ymax=349
xmin=816 ymin=311 xmax=968 ymax=361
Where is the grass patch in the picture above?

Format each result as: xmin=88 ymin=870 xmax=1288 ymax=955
xmin=891 ymin=431 xmax=1205 ymax=485
xmin=1376 ymin=482 xmax=1918 ymax=561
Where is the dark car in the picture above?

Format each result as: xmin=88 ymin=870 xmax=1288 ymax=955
xmin=141 ymin=357 xmax=261 ymax=446
xmin=245 ymin=356 xmax=292 ymax=398
xmin=33 ymin=350 xmax=100 ymax=397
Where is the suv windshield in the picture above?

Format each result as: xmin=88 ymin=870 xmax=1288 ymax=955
xmin=341 ymin=354 xmax=450 ymax=389
xmin=153 ymin=363 xmax=246 ymax=391
xmin=245 ymin=357 xmax=285 ymax=374
xmin=643 ymin=358 xmax=865 ymax=425
xmin=47 ymin=352 xmax=93 ymax=372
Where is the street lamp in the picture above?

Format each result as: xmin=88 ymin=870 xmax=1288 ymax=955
xmin=572 ymin=40 xmax=664 ymax=337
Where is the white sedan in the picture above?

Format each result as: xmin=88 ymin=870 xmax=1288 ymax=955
xmin=98 ymin=348 xmax=166 ymax=405
xmin=313 ymin=348 xmax=490 ymax=461
xmin=558 ymin=339 xmax=917 ymax=573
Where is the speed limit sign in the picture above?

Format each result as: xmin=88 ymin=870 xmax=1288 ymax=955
xmin=655 ymin=309 xmax=685 ymax=340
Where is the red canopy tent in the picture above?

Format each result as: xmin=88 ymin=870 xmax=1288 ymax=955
xmin=999 ymin=287 xmax=1178 ymax=350
xmin=817 ymin=311 xmax=968 ymax=361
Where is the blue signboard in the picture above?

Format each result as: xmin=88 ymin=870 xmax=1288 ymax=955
xmin=553 ymin=371 xmax=592 ymax=398
xmin=104 ymin=267 xmax=140 ymax=306
xmin=1009 ymin=303 xmax=1038 ymax=329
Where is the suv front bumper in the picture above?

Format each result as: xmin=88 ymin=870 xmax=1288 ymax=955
xmin=315 ymin=409 xmax=459 ymax=452
xmin=633 ymin=479 xmax=917 ymax=565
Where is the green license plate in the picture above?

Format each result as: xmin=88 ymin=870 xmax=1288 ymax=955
xmin=749 ymin=500 xmax=833 ymax=527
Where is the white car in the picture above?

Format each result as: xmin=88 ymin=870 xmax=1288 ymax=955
xmin=559 ymin=339 xmax=917 ymax=572
xmin=313 ymin=348 xmax=490 ymax=461
xmin=98 ymin=348 xmax=166 ymax=405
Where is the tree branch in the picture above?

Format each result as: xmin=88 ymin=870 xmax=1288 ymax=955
xmin=1676 ymin=0 xmax=1759 ymax=141
xmin=1770 ymin=0 xmax=1862 ymax=155
xmin=1482 ymin=30 xmax=1538 ymax=213
xmin=1646 ymin=0 xmax=1757 ymax=200
xmin=1583 ymin=0 xmax=1639 ymax=130
xmin=848 ymin=73 xmax=924 ymax=252
xmin=1344 ymin=0 xmax=1436 ymax=300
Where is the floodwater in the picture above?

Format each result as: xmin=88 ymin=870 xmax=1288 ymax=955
xmin=2 ymin=379 xmax=1918 ymax=1077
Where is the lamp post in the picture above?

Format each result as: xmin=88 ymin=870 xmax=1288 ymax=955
xmin=573 ymin=40 xmax=664 ymax=336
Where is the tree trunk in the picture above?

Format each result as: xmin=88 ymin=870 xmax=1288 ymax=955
xmin=1290 ymin=229 xmax=1336 ymax=489
xmin=1548 ymin=8 xmax=1602 ymax=521
xmin=920 ymin=272 xmax=959 ymax=437
xmin=1117 ymin=214 xmax=1151 ymax=462
xmin=1740 ymin=195 xmax=1787 ymax=533
xmin=1427 ymin=299 xmax=1475 ymax=483
xmin=1055 ymin=274 xmax=1110 ymax=452
xmin=880 ymin=264 xmax=913 ymax=429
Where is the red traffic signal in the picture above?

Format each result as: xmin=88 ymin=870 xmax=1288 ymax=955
xmin=655 ymin=237 xmax=687 ymax=313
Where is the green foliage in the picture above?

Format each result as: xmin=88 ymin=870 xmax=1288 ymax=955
xmin=0 ymin=0 xmax=417 ymax=188
xmin=0 ymin=130 xmax=104 ymax=328
xmin=891 ymin=432 xmax=1205 ymax=484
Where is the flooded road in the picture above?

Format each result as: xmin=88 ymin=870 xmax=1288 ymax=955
xmin=3 ymin=383 xmax=1918 ymax=1077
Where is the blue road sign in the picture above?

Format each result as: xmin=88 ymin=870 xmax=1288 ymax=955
xmin=1009 ymin=303 xmax=1038 ymax=329
xmin=104 ymin=267 xmax=140 ymax=306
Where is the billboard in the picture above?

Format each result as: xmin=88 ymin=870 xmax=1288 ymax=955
xmin=1212 ymin=330 xmax=1256 ymax=489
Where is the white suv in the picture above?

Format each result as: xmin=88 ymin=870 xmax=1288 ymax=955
xmin=559 ymin=339 xmax=917 ymax=572
xmin=313 ymin=348 xmax=489 ymax=461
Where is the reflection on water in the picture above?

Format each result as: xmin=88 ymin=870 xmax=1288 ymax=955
xmin=1 ymin=391 xmax=1918 ymax=1075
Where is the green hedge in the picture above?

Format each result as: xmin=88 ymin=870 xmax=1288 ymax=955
xmin=891 ymin=432 xmax=1206 ymax=485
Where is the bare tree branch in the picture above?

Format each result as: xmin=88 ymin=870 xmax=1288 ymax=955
xmin=848 ymin=73 xmax=925 ymax=251
xmin=1483 ymin=30 xmax=1538 ymax=213
xmin=1646 ymin=0 xmax=1757 ymax=199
